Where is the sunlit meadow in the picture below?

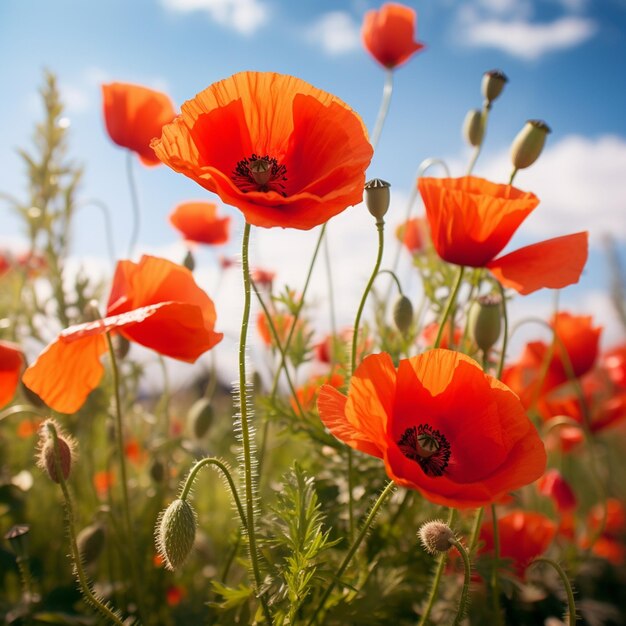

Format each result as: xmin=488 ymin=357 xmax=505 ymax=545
xmin=1 ymin=2 xmax=626 ymax=625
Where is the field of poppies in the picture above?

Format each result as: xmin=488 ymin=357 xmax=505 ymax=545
xmin=1 ymin=3 xmax=625 ymax=625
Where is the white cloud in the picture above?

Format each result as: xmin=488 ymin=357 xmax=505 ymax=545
xmin=305 ymin=11 xmax=361 ymax=56
xmin=463 ymin=15 xmax=597 ymax=59
xmin=160 ymin=0 xmax=268 ymax=35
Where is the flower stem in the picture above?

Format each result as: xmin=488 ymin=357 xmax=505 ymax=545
xmin=434 ymin=266 xmax=465 ymax=348
xmin=495 ymin=281 xmax=509 ymax=379
xmin=467 ymin=107 xmax=490 ymax=176
xmin=47 ymin=423 xmax=126 ymax=626
xmin=468 ymin=506 xmax=485 ymax=554
xmin=125 ymin=152 xmax=141 ymax=258
xmin=370 ymin=69 xmax=394 ymax=150
xmin=449 ymin=538 xmax=472 ymax=626
xmin=239 ymin=222 xmax=273 ymax=625
xmin=508 ymin=168 xmax=519 ymax=186
xmin=307 ymin=480 xmax=396 ymax=626
xmin=531 ymin=558 xmax=577 ymax=626
xmin=417 ymin=508 xmax=456 ymax=626
xmin=490 ymin=503 xmax=503 ymax=626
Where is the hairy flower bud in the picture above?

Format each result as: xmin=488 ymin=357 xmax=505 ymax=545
xmin=36 ymin=419 xmax=76 ymax=483
xmin=187 ymin=398 xmax=214 ymax=439
xmin=156 ymin=498 xmax=197 ymax=571
xmin=418 ymin=520 xmax=455 ymax=554
xmin=77 ymin=523 xmax=106 ymax=566
xmin=4 ymin=525 xmax=30 ymax=560
xmin=510 ymin=120 xmax=551 ymax=170
xmin=463 ymin=109 xmax=485 ymax=147
xmin=393 ymin=295 xmax=414 ymax=334
xmin=364 ymin=178 xmax=391 ymax=222
xmin=482 ymin=69 xmax=508 ymax=106
xmin=468 ymin=293 xmax=502 ymax=353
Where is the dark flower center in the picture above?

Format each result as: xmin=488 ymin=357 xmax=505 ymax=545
xmin=232 ymin=154 xmax=287 ymax=196
xmin=397 ymin=424 xmax=451 ymax=477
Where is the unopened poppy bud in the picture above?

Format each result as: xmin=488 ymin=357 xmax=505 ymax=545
xmin=83 ymin=299 xmax=102 ymax=322
xmin=77 ymin=523 xmax=106 ymax=566
xmin=393 ymin=295 xmax=413 ymax=334
xmin=468 ymin=293 xmax=502 ymax=353
xmin=187 ymin=397 xmax=214 ymax=439
xmin=156 ymin=498 xmax=197 ymax=571
xmin=463 ymin=109 xmax=485 ymax=147
xmin=482 ymin=69 xmax=508 ymax=106
xmin=418 ymin=520 xmax=455 ymax=555
xmin=4 ymin=524 xmax=30 ymax=560
xmin=37 ymin=419 xmax=76 ymax=483
xmin=364 ymin=178 xmax=391 ymax=222
xmin=183 ymin=249 xmax=195 ymax=272
xmin=510 ymin=120 xmax=551 ymax=170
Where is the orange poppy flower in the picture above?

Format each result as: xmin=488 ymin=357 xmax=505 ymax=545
xmin=292 ymin=370 xmax=345 ymax=414
xmin=317 ymin=349 xmax=546 ymax=508
xmin=93 ymin=470 xmax=116 ymax=498
xmin=362 ymin=3 xmax=425 ymax=69
xmin=256 ymin=311 xmax=294 ymax=348
xmin=479 ymin=511 xmax=557 ymax=579
xmin=418 ymin=176 xmax=588 ymax=295
xmin=395 ymin=217 xmax=426 ymax=254
xmin=0 ymin=340 xmax=24 ymax=408
xmin=152 ymin=72 xmax=373 ymax=230
xmin=102 ymin=82 xmax=176 ymax=166
xmin=169 ymin=201 xmax=231 ymax=245
xmin=22 ymin=255 xmax=223 ymax=414
xmin=419 ymin=321 xmax=463 ymax=350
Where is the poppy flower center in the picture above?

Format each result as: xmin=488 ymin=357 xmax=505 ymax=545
xmin=397 ymin=424 xmax=451 ymax=477
xmin=232 ymin=154 xmax=287 ymax=196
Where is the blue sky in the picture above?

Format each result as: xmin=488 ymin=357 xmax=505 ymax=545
xmin=1 ymin=0 xmax=625 ymax=380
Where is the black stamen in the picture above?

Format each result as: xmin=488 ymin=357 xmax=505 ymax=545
xmin=232 ymin=153 xmax=287 ymax=196
xmin=397 ymin=424 xmax=451 ymax=477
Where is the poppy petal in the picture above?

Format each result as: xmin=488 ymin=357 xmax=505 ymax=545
xmin=0 ymin=341 xmax=24 ymax=408
xmin=487 ymin=232 xmax=588 ymax=295
xmin=169 ymin=201 xmax=231 ymax=245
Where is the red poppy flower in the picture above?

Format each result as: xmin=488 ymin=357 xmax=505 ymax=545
xmin=588 ymin=498 xmax=626 ymax=538
xmin=362 ymin=3 xmax=425 ymax=69
xmin=152 ymin=72 xmax=373 ymax=230
xmin=602 ymin=344 xmax=626 ymax=389
xmin=317 ymin=349 xmax=546 ymax=508
xmin=169 ymin=201 xmax=230 ymax=245
xmin=479 ymin=511 xmax=557 ymax=579
xmin=292 ymin=370 xmax=345 ymax=414
xmin=250 ymin=267 xmax=276 ymax=288
xmin=102 ymin=82 xmax=176 ymax=166
xmin=418 ymin=176 xmax=588 ymax=295
xmin=256 ymin=311 xmax=294 ymax=348
xmin=419 ymin=321 xmax=463 ymax=350
xmin=22 ymin=255 xmax=223 ymax=414
xmin=0 ymin=252 xmax=10 ymax=276
xmin=537 ymin=469 xmax=576 ymax=513
xmin=396 ymin=217 xmax=426 ymax=254
xmin=93 ymin=470 xmax=116 ymax=498
xmin=0 ymin=340 xmax=24 ymax=408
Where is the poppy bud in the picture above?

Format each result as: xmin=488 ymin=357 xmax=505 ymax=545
xmin=156 ymin=498 xmax=197 ymax=571
xmin=83 ymin=299 xmax=102 ymax=322
xmin=463 ymin=109 xmax=485 ymax=147
xmin=418 ymin=520 xmax=455 ymax=554
xmin=4 ymin=524 xmax=30 ymax=560
xmin=37 ymin=419 xmax=76 ymax=483
xmin=77 ymin=523 xmax=106 ymax=566
xmin=150 ymin=458 xmax=166 ymax=483
xmin=393 ymin=295 xmax=413 ymax=334
xmin=364 ymin=179 xmax=391 ymax=223
xmin=113 ymin=335 xmax=131 ymax=360
xmin=187 ymin=397 xmax=214 ymax=439
xmin=183 ymin=249 xmax=195 ymax=272
xmin=482 ymin=70 xmax=508 ymax=106
xmin=468 ymin=293 xmax=502 ymax=353
xmin=510 ymin=120 xmax=551 ymax=170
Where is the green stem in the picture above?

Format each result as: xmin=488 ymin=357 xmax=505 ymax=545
xmin=47 ymin=424 xmax=126 ymax=626
xmin=376 ymin=269 xmax=404 ymax=295
xmin=468 ymin=507 xmax=484 ymax=555
xmin=307 ymin=480 xmax=396 ymax=626
xmin=490 ymin=503 xmax=503 ymax=626
xmin=531 ymin=558 xmax=577 ymax=625
xmin=508 ymin=168 xmax=519 ymax=186
xmin=323 ymin=230 xmax=338 ymax=361
xmin=370 ymin=69 xmax=394 ymax=150
xmin=496 ymin=281 xmax=509 ymax=379
xmin=126 ymin=151 xmax=140 ymax=257
xmin=238 ymin=223 xmax=273 ymax=625
xmin=417 ymin=508 xmax=456 ymax=626
xmin=467 ymin=107 xmax=490 ymax=176
xmin=434 ymin=266 xmax=465 ymax=348
xmin=450 ymin=538 xmax=472 ymax=626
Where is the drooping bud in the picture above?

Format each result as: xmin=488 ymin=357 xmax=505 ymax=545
xmin=468 ymin=293 xmax=502 ymax=353
xmin=364 ymin=179 xmax=391 ymax=223
xmin=482 ymin=69 xmax=508 ymax=106
xmin=187 ymin=398 xmax=214 ymax=439
xmin=183 ymin=249 xmax=195 ymax=272
xmin=393 ymin=295 xmax=413 ymax=334
xmin=463 ymin=109 xmax=485 ymax=147
xmin=77 ymin=523 xmax=106 ymax=566
xmin=418 ymin=520 xmax=455 ymax=555
xmin=36 ymin=419 xmax=76 ymax=483
xmin=510 ymin=120 xmax=551 ymax=170
xmin=155 ymin=498 xmax=197 ymax=571
xmin=4 ymin=524 xmax=30 ymax=560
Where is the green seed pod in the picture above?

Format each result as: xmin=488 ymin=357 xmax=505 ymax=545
xmin=77 ymin=523 xmax=106 ymax=566
xmin=481 ymin=69 xmax=508 ymax=105
xmin=463 ymin=109 xmax=485 ymax=147
xmin=183 ymin=249 xmax=195 ymax=272
xmin=364 ymin=178 xmax=391 ymax=223
xmin=510 ymin=120 xmax=551 ymax=170
xmin=156 ymin=499 xmax=197 ymax=571
xmin=187 ymin=398 xmax=214 ymax=439
xmin=393 ymin=295 xmax=413 ymax=334
xmin=468 ymin=293 xmax=502 ymax=353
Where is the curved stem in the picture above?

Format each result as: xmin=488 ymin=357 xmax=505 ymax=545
xmin=0 ymin=405 xmax=48 ymax=423
xmin=125 ymin=152 xmax=140 ymax=258
xmin=508 ymin=168 xmax=519 ymax=186
xmin=434 ymin=266 xmax=465 ymax=348
xmin=238 ymin=223 xmax=273 ymax=625
xmin=307 ymin=480 xmax=396 ymax=626
xmin=450 ymin=538 xmax=472 ymax=626
xmin=530 ymin=558 xmax=577 ymax=626
xmin=495 ymin=281 xmax=509 ymax=379
xmin=78 ymin=198 xmax=117 ymax=264
xmin=376 ymin=269 xmax=404 ymax=295
xmin=370 ymin=69 xmax=394 ymax=150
